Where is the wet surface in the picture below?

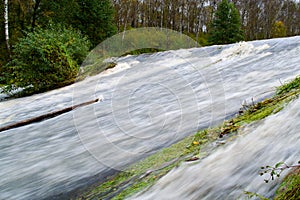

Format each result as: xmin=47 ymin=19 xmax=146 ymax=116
xmin=0 ymin=36 xmax=300 ymax=199
xmin=131 ymin=97 xmax=300 ymax=200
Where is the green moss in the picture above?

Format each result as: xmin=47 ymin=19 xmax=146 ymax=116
xmin=78 ymin=135 xmax=199 ymax=200
xmin=244 ymin=191 xmax=269 ymax=200
xmin=78 ymin=76 xmax=300 ymax=200
xmin=234 ymin=91 xmax=299 ymax=126
xmin=112 ymin=164 xmax=178 ymax=200
xmin=276 ymin=76 xmax=300 ymax=95
xmin=275 ymin=168 xmax=300 ymax=200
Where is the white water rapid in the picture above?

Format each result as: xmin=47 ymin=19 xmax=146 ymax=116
xmin=130 ymin=93 xmax=300 ymax=200
xmin=0 ymin=36 xmax=299 ymax=199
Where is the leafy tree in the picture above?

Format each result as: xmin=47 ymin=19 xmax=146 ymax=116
xmin=72 ymin=0 xmax=117 ymax=46
xmin=2 ymin=25 xmax=90 ymax=96
xmin=208 ymin=0 xmax=244 ymax=45
xmin=37 ymin=0 xmax=79 ymax=29
xmin=271 ymin=21 xmax=287 ymax=38
xmin=37 ymin=0 xmax=117 ymax=47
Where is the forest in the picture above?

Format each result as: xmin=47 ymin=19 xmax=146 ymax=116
xmin=1 ymin=0 xmax=300 ymax=96
xmin=113 ymin=0 xmax=300 ymax=42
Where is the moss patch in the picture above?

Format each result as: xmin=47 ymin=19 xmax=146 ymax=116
xmin=275 ymin=167 xmax=300 ymax=200
xmin=276 ymin=76 xmax=300 ymax=95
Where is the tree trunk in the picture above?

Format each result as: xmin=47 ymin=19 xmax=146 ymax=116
xmin=0 ymin=99 xmax=100 ymax=133
xmin=31 ymin=0 xmax=41 ymax=32
xmin=4 ymin=0 xmax=10 ymax=55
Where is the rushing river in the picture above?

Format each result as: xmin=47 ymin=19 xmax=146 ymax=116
xmin=0 ymin=36 xmax=300 ymax=199
xmin=130 ymin=97 xmax=300 ymax=200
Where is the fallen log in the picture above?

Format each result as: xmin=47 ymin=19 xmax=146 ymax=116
xmin=0 ymin=99 xmax=100 ymax=133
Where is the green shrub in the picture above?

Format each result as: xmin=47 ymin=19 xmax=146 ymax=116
xmin=3 ymin=24 xmax=90 ymax=96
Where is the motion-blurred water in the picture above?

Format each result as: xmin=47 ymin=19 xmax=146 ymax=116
xmin=0 ymin=36 xmax=300 ymax=199
xmin=131 ymin=96 xmax=300 ymax=200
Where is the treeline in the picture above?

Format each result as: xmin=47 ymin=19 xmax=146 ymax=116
xmin=0 ymin=0 xmax=116 ymax=96
xmin=2 ymin=0 xmax=300 ymax=64
xmin=113 ymin=0 xmax=300 ymax=44
xmin=1 ymin=0 xmax=300 ymax=97
xmin=0 ymin=0 xmax=116 ymax=61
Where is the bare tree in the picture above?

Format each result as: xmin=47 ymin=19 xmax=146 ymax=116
xmin=4 ymin=0 xmax=10 ymax=54
xmin=112 ymin=0 xmax=300 ymax=43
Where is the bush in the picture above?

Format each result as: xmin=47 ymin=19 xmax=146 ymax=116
xmin=271 ymin=21 xmax=287 ymax=38
xmin=3 ymin=24 xmax=90 ymax=96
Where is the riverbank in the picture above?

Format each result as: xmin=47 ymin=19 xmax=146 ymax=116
xmin=76 ymin=76 xmax=300 ymax=199
xmin=275 ymin=167 xmax=300 ymax=200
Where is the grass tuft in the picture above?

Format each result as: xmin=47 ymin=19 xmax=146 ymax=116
xmin=276 ymin=76 xmax=300 ymax=95
xmin=275 ymin=168 xmax=300 ymax=200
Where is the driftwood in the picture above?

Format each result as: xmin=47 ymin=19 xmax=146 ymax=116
xmin=0 ymin=99 xmax=100 ymax=133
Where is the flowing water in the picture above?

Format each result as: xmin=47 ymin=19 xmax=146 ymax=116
xmin=131 ymin=97 xmax=300 ymax=200
xmin=0 ymin=36 xmax=300 ymax=199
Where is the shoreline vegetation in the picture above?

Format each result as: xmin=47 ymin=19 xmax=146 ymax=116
xmin=75 ymin=76 xmax=300 ymax=200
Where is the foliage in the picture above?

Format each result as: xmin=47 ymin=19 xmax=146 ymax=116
xmin=271 ymin=21 xmax=287 ymax=38
xmin=2 ymin=0 xmax=300 ymax=65
xmin=275 ymin=167 xmax=300 ymax=200
xmin=248 ymin=163 xmax=300 ymax=200
xmin=39 ymin=0 xmax=117 ymax=47
xmin=259 ymin=161 xmax=300 ymax=183
xmin=208 ymin=0 xmax=244 ymax=45
xmin=77 ymin=28 xmax=198 ymax=80
xmin=276 ymin=76 xmax=300 ymax=95
xmin=38 ymin=0 xmax=77 ymax=26
xmin=122 ymin=48 xmax=162 ymax=56
xmin=113 ymin=0 xmax=300 ymax=41
xmin=244 ymin=191 xmax=269 ymax=200
xmin=72 ymin=0 xmax=117 ymax=46
xmin=0 ymin=0 xmax=116 ymax=58
xmin=2 ymin=25 xmax=90 ymax=96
